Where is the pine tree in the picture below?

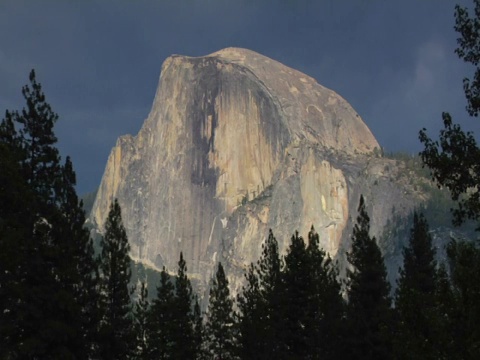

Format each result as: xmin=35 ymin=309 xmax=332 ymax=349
xmin=204 ymin=262 xmax=237 ymax=359
xmin=305 ymin=226 xmax=344 ymax=359
xmin=51 ymin=155 xmax=100 ymax=358
xmin=98 ymin=199 xmax=134 ymax=360
xmin=346 ymin=195 xmax=393 ymax=360
xmin=16 ymin=69 xmax=60 ymax=208
xmin=237 ymin=229 xmax=283 ymax=359
xmin=192 ymin=296 xmax=204 ymax=359
xmin=394 ymin=212 xmax=439 ymax=360
xmin=133 ymin=282 xmax=150 ymax=359
xmin=148 ymin=255 xmax=199 ymax=360
xmin=237 ymin=263 xmax=262 ymax=360
xmin=0 ymin=70 xmax=99 ymax=358
xmin=171 ymin=252 xmax=197 ymax=359
xmin=148 ymin=266 xmax=176 ymax=359
xmin=434 ymin=263 xmax=456 ymax=358
xmin=0 ymin=115 xmax=36 ymax=358
xmin=279 ymin=227 xmax=344 ymax=359
xmin=281 ymin=231 xmax=309 ymax=358
xmin=444 ymin=239 xmax=480 ymax=359
xmin=0 ymin=70 xmax=67 ymax=358
xmin=419 ymin=0 xmax=480 ymax=227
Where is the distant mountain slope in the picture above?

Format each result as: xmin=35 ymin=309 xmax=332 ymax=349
xmin=80 ymin=190 xmax=97 ymax=217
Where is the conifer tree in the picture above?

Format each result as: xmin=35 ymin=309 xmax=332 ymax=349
xmin=52 ymin=155 xmax=100 ymax=358
xmin=434 ymin=263 xmax=456 ymax=358
xmin=346 ymin=195 xmax=393 ymax=360
xmin=171 ymin=252 xmax=197 ymax=359
xmin=133 ymin=282 xmax=150 ymax=359
xmin=148 ymin=267 xmax=176 ymax=359
xmin=0 ymin=70 xmax=99 ymax=359
xmin=280 ymin=228 xmax=344 ymax=359
xmin=15 ymin=70 xmax=60 ymax=209
xmin=193 ymin=296 xmax=204 ymax=359
xmin=204 ymin=262 xmax=237 ymax=359
xmin=305 ymin=227 xmax=344 ymax=359
xmin=98 ymin=199 xmax=134 ymax=360
xmin=237 ymin=263 xmax=262 ymax=360
xmin=282 ymin=231 xmax=309 ymax=358
xmin=394 ymin=212 xmax=440 ymax=359
xmin=237 ymin=229 xmax=283 ymax=359
xmin=0 ymin=70 xmax=67 ymax=358
xmin=0 ymin=117 xmax=35 ymax=358
xmin=420 ymin=0 xmax=480 ymax=227
xmin=444 ymin=239 xmax=480 ymax=359
xmin=256 ymin=229 xmax=284 ymax=358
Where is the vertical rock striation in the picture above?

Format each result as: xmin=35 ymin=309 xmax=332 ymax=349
xmin=91 ymin=48 xmax=417 ymax=291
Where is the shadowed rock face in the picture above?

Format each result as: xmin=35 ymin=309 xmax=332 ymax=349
xmin=91 ymin=48 xmax=417 ymax=292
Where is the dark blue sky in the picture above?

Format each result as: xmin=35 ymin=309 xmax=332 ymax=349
xmin=1 ymin=0 xmax=479 ymax=194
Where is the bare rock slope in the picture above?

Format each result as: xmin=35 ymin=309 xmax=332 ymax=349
xmin=90 ymin=48 xmax=418 ymax=290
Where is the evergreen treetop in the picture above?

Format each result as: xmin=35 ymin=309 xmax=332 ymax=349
xmin=149 ymin=266 xmax=176 ymax=359
xmin=133 ymin=282 xmax=150 ymax=360
xmin=346 ymin=195 xmax=392 ymax=360
xmin=204 ymin=262 xmax=237 ymax=359
xmin=172 ymin=252 xmax=197 ymax=359
xmin=237 ymin=229 xmax=283 ymax=359
xmin=98 ymin=199 xmax=134 ymax=360
xmin=394 ymin=212 xmax=441 ymax=360
xmin=0 ymin=70 xmax=98 ymax=359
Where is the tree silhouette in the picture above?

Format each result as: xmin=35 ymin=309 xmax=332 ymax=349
xmin=204 ymin=262 xmax=237 ymax=359
xmin=346 ymin=196 xmax=393 ymax=360
xmin=98 ymin=199 xmax=134 ymax=360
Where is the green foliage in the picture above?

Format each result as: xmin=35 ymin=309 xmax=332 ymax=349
xmin=133 ymin=282 xmax=150 ymax=359
xmin=204 ymin=262 xmax=237 ymax=359
xmin=192 ymin=297 xmax=204 ymax=359
xmin=173 ymin=252 xmax=198 ymax=359
xmin=237 ymin=229 xmax=283 ymax=359
xmin=98 ymin=199 xmax=135 ymax=360
xmin=396 ymin=213 xmax=437 ymax=297
xmin=443 ymin=240 xmax=480 ymax=359
xmin=416 ymin=5 xmax=480 ymax=355
xmin=0 ymin=120 xmax=37 ymax=358
xmin=0 ymin=70 xmax=99 ymax=359
xmin=237 ymin=228 xmax=344 ymax=359
xmin=419 ymin=0 xmax=480 ymax=228
xmin=394 ymin=212 xmax=441 ymax=359
xmin=454 ymin=0 xmax=480 ymax=118
xmin=281 ymin=231 xmax=310 ymax=358
xmin=384 ymin=151 xmax=429 ymax=178
xmin=147 ymin=253 xmax=200 ymax=359
xmin=420 ymin=113 xmax=480 ymax=227
xmin=346 ymin=195 xmax=393 ymax=360
xmin=434 ymin=263 xmax=456 ymax=356
xmin=281 ymin=228 xmax=344 ymax=359
xmin=15 ymin=69 xmax=60 ymax=205
xmin=305 ymin=227 xmax=344 ymax=359
xmin=236 ymin=263 xmax=261 ymax=360
xmin=5 ymin=54 xmax=480 ymax=359
xmin=382 ymin=151 xmax=476 ymax=231
xmin=148 ymin=267 xmax=176 ymax=359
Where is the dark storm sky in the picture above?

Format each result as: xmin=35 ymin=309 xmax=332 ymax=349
xmin=1 ymin=0 xmax=479 ymax=194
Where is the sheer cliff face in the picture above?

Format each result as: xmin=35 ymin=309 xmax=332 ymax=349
xmin=91 ymin=48 xmax=409 ymax=288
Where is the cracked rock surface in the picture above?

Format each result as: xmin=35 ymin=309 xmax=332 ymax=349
xmin=90 ymin=48 xmax=418 ymax=293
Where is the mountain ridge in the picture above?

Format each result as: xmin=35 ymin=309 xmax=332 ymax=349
xmin=90 ymin=48 xmax=425 ymax=293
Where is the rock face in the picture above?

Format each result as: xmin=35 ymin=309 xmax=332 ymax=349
xmin=90 ymin=48 xmax=419 ymax=292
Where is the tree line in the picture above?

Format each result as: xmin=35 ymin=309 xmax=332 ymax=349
xmin=4 ymin=2 xmax=480 ymax=354
xmin=2 ymin=71 xmax=480 ymax=359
